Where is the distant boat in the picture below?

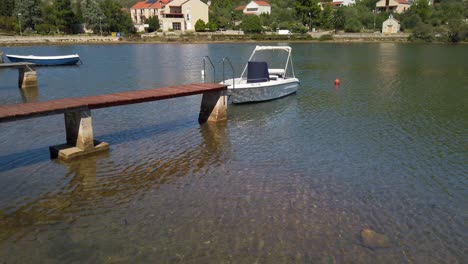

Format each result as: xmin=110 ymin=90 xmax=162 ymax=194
xmin=5 ymin=54 xmax=80 ymax=66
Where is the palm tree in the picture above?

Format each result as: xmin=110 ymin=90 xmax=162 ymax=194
xmin=329 ymin=8 xmax=345 ymax=33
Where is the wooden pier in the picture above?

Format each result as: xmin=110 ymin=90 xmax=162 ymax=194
xmin=0 ymin=62 xmax=38 ymax=89
xmin=0 ymin=83 xmax=227 ymax=160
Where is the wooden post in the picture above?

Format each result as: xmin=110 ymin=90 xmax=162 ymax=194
xmin=199 ymin=90 xmax=227 ymax=123
xmin=50 ymin=109 xmax=109 ymax=160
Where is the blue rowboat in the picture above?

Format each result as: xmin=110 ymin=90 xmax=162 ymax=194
xmin=5 ymin=54 xmax=80 ymax=66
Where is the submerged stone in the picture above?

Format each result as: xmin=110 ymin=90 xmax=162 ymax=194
xmin=360 ymin=228 xmax=392 ymax=249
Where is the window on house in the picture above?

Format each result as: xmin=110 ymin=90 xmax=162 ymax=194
xmin=170 ymin=7 xmax=182 ymax=13
xmin=246 ymin=8 xmax=258 ymax=12
xmin=173 ymin=22 xmax=181 ymax=30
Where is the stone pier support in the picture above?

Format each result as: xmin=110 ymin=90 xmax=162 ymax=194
xmin=18 ymin=66 xmax=38 ymax=89
xmin=198 ymin=90 xmax=227 ymax=123
xmin=50 ymin=109 xmax=109 ymax=160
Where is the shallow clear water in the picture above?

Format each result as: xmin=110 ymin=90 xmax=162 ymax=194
xmin=0 ymin=43 xmax=466 ymax=263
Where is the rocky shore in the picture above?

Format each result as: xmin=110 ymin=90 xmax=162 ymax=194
xmin=0 ymin=32 xmax=411 ymax=46
xmin=0 ymin=35 xmax=121 ymax=46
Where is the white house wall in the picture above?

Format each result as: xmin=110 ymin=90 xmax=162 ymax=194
xmin=161 ymin=0 xmax=208 ymax=31
xmin=182 ymin=0 xmax=209 ymax=30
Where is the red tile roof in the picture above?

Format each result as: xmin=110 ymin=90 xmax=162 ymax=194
xmin=253 ymin=1 xmax=270 ymax=6
xmin=397 ymin=0 xmax=410 ymax=4
xmin=131 ymin=1 xmax=151 ymax=9
xmin=131 ymin=0 xmax=169 ymax=9
xmin=235 ymin=5 xmax=245 ymax=11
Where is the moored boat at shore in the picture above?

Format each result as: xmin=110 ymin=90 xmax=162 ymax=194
xmin=5 ymin=54 xmax=80 ymax=66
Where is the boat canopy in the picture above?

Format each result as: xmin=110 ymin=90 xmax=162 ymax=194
xmin=240 ymin=45 xmax=295 ymax=79
xmin=253 ymin=46 xmax=292 ymax=52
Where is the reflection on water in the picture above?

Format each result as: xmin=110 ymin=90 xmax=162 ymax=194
xmin=20 ymin=87 xmax=38 ymax=102
xmin=0 ymin=43 xmax=466 ymax=263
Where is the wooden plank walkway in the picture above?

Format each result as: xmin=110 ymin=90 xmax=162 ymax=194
xmin=0 ymin=62 xmax=35 ymax=68
xmin=0 ymin=83 xmax=227 ymax=123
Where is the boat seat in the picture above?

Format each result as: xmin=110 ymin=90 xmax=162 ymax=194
xmin=268 ymin=68 xmax=285 ymax=77
xmin=247 ymin=61 xmax=269 ymax=83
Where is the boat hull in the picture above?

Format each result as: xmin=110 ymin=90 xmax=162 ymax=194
xmin=227 ymin=78 xmax=299 ymax=104
xmin=6 ymin=55 xmax=79 ymax=66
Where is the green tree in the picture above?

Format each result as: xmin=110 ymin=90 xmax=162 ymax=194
xmin=411 ymin=22 xmax=433 ymax=41
xmin=412 ymin=0 xmax=431 ymax=22
xmin=345 ymin=17 xmax=362 ymax=32
xmin=14 ymin=0 xmax=42 ymax=30
xmin=0 ymin=0 xmax=15 ymax=17
xmin=147 ymin=16 xmax=160 ymax=32
xmin=356 ymin=0 xmax=380 ymax=10
xmin=195 ymin=19 xmax=206 ymax=32
xmin=447 ymin=18 xmax=466 ymax=42
xmin=294 ymin=0 xmax=321 ymax=28
xmin=329 ymin=8 xmax=345 ymax=32
xmin=342 ymin=6 xmax=362 ymax=32
xmin=0 ymin=16 xmax=17 ymax=33
xmin=99 ymin=0 xmax=135 ymax=34
xmin=241 ymin=15 xmax=263 ymax=34
xmin=53 ymin=0 xmax=78 ymax=33
xmin=320 ymin=3 xmax=333 ymax=29
xmin=82 ymin=0 xmax=105 ymax=34
xmin=402 ymin=14 xmax=422 ymax=30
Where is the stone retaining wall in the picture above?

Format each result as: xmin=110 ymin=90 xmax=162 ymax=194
xmin=0 ymin=36 xmax=119 ymax=44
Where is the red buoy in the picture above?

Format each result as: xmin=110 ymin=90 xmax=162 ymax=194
xmin=334 ymin=78 xmax=340 ymax=86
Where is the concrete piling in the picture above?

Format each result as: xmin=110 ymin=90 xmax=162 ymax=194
xmin=50 ymin=109 xmax=109 ymax=160
xmin=18 ymin=65 xmax=38 ymax=89
xmin=199 ymin=90 xmax=227 ymax=123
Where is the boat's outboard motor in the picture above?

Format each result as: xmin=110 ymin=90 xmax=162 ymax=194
xmin=247 ymin=61 xmax=269 ymax=83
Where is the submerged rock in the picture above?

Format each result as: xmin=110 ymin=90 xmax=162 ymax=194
xmin=360 ymin=228 xmax=392 ymax=249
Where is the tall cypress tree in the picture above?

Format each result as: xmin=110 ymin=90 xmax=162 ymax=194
xmin=54 ymin=0 xmax=78 ymax=33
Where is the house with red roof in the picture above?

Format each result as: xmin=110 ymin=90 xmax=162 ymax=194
xmin=375 ymin=0 xmax=411 ymax=14
xmin=236 ymin=1 xmax=271 ymax=16
xmin=130 ymin=0 xmax=208 ymax=32
xmin=332 ymin=0 xmax=355 ymax=6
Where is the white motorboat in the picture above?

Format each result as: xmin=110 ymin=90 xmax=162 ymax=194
xmin=223 ymin=46 xmax=300 ymax=104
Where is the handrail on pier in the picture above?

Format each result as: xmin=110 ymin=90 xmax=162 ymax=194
xmin=203 ymin=56 xmax=216 ymax=83
xmin=222 ymin=57 xmax=235 ymax=89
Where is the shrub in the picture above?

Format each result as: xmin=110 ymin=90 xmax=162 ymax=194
xmin=411 ymin=22 xmax=433 ymax=42
xmin=291 ymin=23 xmax=308 ymax=34
xmin=206 ymin=21 xmax=217 ymax=32
xmin=147 ymin=16 xmax=160 ymax=32
xmin=35 ymin=23 xmax=56 ymax=34
xmin=402 ymin=14 xmax=422 ymax=30
xmin=195 ymin=19 xmax=206 ymax=32
xmin=345 ymin=17 xmax=362 ymax=33
xmin=447 ymin=18 xmax=467 ymax=43
xmin=0 ymin=16 xmax=17 ymax=33
xmin=241 ymin=15 xmax=263 ymax=34
xmin=319 ymin=34 xmax=333 ymax=41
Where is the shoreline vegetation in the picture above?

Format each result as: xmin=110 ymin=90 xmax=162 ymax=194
xmin=1 ymin=0 xmax=466 ymax=45
xmin=0 ymin=32 xmax=425 ymax=46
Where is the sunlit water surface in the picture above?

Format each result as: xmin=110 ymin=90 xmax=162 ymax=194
xmin=0 ymin=43 xmax=466 ymax=263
